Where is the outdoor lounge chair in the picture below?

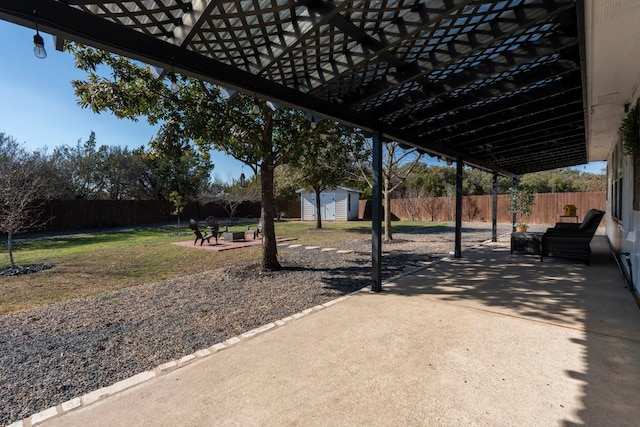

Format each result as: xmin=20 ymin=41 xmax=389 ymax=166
xmin=540 ymin=209 xmax=605 ymax=265
xmin=189 ymin=218 xmax=213 ymax=246
xmin=249 ymin=223 xmax=263 ymax=240
xmin=205 ymin=216 xmax=220 ymax=244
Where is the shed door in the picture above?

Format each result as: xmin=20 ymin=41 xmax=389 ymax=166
xmin=320 ymin=192 xmax=336 ymax=220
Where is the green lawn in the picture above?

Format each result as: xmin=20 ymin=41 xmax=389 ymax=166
xmin=0 ymin=219 xmax=448 ymax=315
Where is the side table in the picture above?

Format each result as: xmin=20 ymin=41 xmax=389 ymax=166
xmin=510 ymin=232 xmax=543 ymax=255
xmin=223 ymin=231 xmax=246 ymax=242
xmin=559 ymin=215 xmax=579 ymax=223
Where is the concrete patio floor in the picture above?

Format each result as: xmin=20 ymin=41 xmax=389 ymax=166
xmin=32 ymin=236 xmax=640 ymax=427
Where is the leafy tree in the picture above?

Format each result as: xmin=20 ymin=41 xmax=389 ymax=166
xmin=37 ymin=131 xmax=210 ymax=201
xmin=273 ymin=167 xmax=301 ymax=203
xmin=284 ymin=122 xmax=365 ymax=228
xmin=519 ymin=168 xmax=597 ymax=193
xmin=204 ymin=96 xmax=317 ymax=269
xmin=581 ymin=172 xmax=606 ymax=192
xmin=42 ymin=132 xmax=104 ymax=199
xmin=404 ymin=163 xmax=456 ymax=197
xmin=98 ymin=145 xmax=146 ymax=200
xmin=67 ymin=43 xmax=316 ymax=271
xmin=0 ymin=134 xmax=47 ymax=267
xmin=506 ymin=184 xmax=535 ymax=228
xmin=131 ymin=143 xmax=212 ymax=201
xmin=168 ymin=191 xmax=185 ymax=229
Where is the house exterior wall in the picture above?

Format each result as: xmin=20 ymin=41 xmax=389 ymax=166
xmin=605 ymin=92 xmax=640 ymax=295
xmin=606 ymin=142 xmax=639 ymax=292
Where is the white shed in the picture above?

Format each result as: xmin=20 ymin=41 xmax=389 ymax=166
xmin=296 ymin=187 xmax=362 ymax=221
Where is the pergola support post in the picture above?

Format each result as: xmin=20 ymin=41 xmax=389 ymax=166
xmin=511 ymin=177 xmax=518 ymax=231
xmin=371 ymin=131 xmax=382 ymax=292
xmin=454 ymin=158 xmax=463 ymax=258
xmin=492 ymin=172 xmax=498 ymax=242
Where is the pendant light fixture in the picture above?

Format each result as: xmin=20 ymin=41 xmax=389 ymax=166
xmin=251 ymin=88 xmax=261 ymax=115
xmin=168 ymin=61 xmax=178 ymax=92
xmin=33 ymin=14 xmax=47 ymax=59
xmin=169 ymin=72 xmax=178 ymax=92
xmin=310 ymin=114 xmax=317 ymax=130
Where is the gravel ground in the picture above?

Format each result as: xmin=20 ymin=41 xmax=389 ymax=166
xmin=0 ymin=222 xmax=543 ymax=425
xmin=0 ymin=264 xmax=54 ymax=277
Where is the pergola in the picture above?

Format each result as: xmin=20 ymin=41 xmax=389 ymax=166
xmin=0 ymin=0 xmax=589 ymax=290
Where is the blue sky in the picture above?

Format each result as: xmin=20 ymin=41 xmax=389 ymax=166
xmin=0 ymin=20 xmax=605 ymax=177
xmin=0 ymin=20 xmax=247 ymax=182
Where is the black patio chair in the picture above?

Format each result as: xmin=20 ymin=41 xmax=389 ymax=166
xmin=189 ymin=218 xmax=213 ymax=246
xmin=540 ymin=209 xmax=605 ymax=265
xmin=252 ymin=223 xmax=263 ymax=240
xmin=205 ymin=216 xmax=221 ymax=244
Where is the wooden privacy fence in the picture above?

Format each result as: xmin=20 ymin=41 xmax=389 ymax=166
xmin=22 ymin=194 xmax=603 ymax=233
xmin=45 ymin=199 xmax=175 ymax=231
xmin=360 ymin=192 xmax=606 ymax=224
xmin=38 ymin=199 xmax=301 ymax=233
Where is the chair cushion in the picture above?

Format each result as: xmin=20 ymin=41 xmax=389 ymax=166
xmin=579 ymin=209 xmax=603 ymax=231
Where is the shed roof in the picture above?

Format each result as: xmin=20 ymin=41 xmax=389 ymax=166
xmin=296 ymin=186 xmax=363 ymax=194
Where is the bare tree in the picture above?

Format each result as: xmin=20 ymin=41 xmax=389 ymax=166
xmin=423 ymin=191 xmax=443 ymax=221
xmin=0 ymin=134 xmax=47 ymax=267
xmin=463 ymin=196 xmax=481 ymax=221
xmin=395 ymin=187 xmax=430 ymax=220
xmin=223 ymin=185 xmax=260 ymax=219
xmin=358 ymin=140 xmax=422 ymax=239
xmin=444 ymin=183 xmax=456 ymax=221
xmin=202 ymin=176 xmax=261 ymax=220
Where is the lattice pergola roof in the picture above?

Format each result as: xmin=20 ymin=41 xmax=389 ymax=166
xmin=0 ymin=0 xmax=587 ymax=176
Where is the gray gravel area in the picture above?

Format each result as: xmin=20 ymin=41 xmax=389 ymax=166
xmin=0 ymin=222 xmax=543 ymax=425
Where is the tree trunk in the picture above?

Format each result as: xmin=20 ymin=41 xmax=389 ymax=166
xmin=7 ymin=231 xmax=15 ymax=267
xmin=260 ymin=163 xmax=281 ymax=271
xmin=314 ymin=187 xmax=322 ymax=229
xmin=384 ymin=189 xmax=393 ymax=240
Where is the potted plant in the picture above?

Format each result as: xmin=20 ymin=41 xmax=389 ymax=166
xmin=514 ymin=222 xmax=528 ymax=232
xmin=506 ymin=185 xmax=535 ymax=232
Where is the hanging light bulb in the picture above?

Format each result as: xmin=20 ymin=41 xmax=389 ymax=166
xmin=168 ymin=72 xmax=178 ymax=92
xmin=252 ymin=99 xmax=260 ymax=115
xmin=33 ymin=19 xmax=47 ymax=59
xmin=310 ymin=116 xmax=317 ymax=130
